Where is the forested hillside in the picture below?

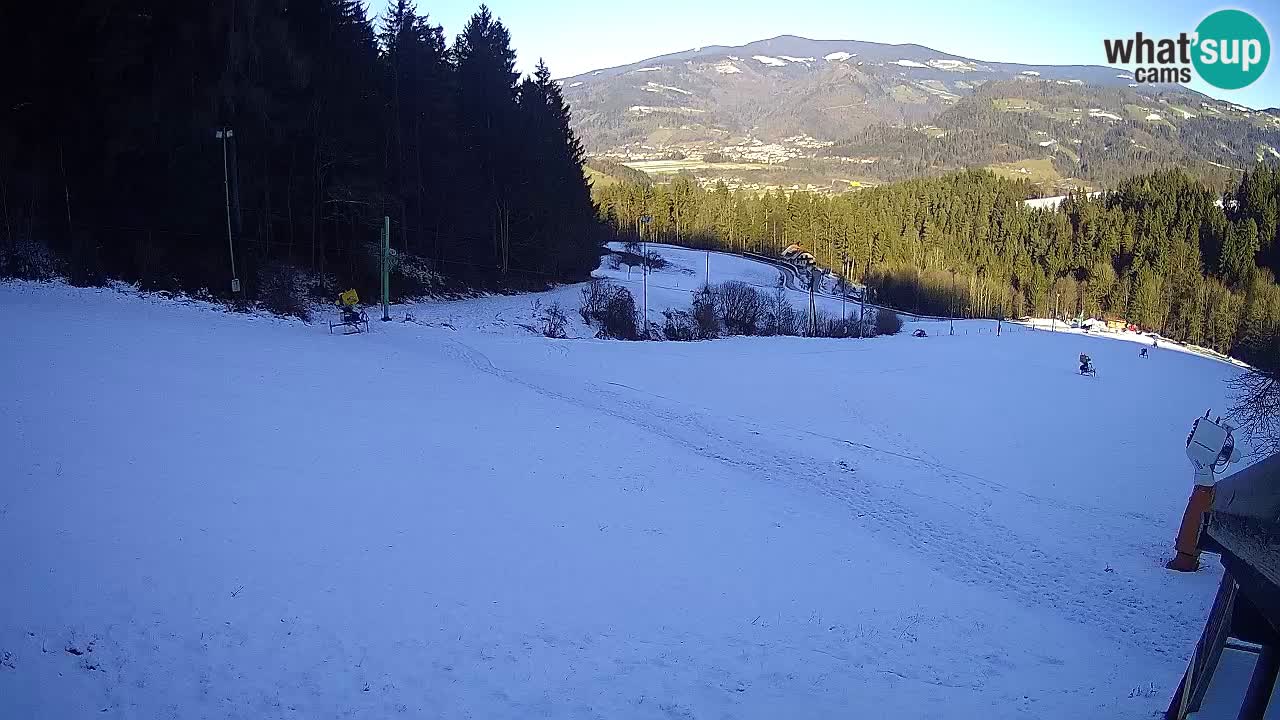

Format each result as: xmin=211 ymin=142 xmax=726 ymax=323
xmin=0 ymin=1 xmax=601 ymax=304
xmin=823 ymin=81 xmax=1280 ymax=187
xmin=593 ymin=168 xmax=1280 ymax=368
xmin=562 ymin=35 xmax=1280 ymax=194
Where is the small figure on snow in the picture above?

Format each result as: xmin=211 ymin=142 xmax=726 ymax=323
xmin=1140 ymin=348 xmax=1149 ymax=359
xmin=337 ymin=288 xmax=361 ymax=324
xmin=1079 ymin=353 xmax=1096 ymax=376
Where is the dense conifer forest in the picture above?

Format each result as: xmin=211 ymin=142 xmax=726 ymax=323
xmin=594 ymin=168 xmax=1280 ymax=368
xmin=0 ymin=2 xmax=601 ymax=304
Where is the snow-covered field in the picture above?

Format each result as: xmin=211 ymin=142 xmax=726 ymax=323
xmin=0 ymin=244 xmax=1247 ymax=718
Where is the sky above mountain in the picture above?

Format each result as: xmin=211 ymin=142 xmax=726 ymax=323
xmin=367 ymin=0 xmax=1279 ymax=109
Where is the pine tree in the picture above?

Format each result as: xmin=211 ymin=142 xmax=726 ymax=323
xmin=515 ymin=60 xmax=599 ymax=280
xmin=379 ymin=1 xmax=453 ymax=259
xmin=453 ymin=5 xmax=519 ymax=272
xmin=1221 ymin=220 xmax=1260 ymax=288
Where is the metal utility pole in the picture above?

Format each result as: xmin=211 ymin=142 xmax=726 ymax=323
xmin=216 ymin=128 xmax=239 ymax=293
xmin=858 ymin=285 xmax=867 ymax=338
xmin=381 ymin=216 xmax=391 ymax=321
xmin=808 ymin=266 xmax=819 ymax=337
xmin=840 ymin=257 xmax=849 ymax=328
xmin=641 ymin=214 xmax=652 ymax=337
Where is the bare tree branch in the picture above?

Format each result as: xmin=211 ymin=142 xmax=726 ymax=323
xmin=1228 ymin=368 xmax=1280 ymax=458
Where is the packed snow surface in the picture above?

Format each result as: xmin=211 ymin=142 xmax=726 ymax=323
xmin=0 ymin=244 xmax=1241 ymax=718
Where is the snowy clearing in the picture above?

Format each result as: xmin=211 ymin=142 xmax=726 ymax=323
xmin=626 ymin=105 xmax=705 ymax=116
xmin=892 ymin=59 xmax=928 ymax=68
xmin=0 ymin=244 xmax=1241 ymax=718
xmin=643 ymin=82 xmax=693 ymax=96
xmin=823 ymin=51 xmax=854 ymax=61
xmin=752 ymin=55 xmax=787 ymax=67
xmin=1020 ymin=70 xmax=1041 ymax=76
xmin=927 ymin=59 xmax=979 ymax=72
xmin=713 ymin=61 xmax=742 ymax=74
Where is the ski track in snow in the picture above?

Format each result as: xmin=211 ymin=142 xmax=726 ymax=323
xmin=435 ymin=330 xmax=1205 ymax=662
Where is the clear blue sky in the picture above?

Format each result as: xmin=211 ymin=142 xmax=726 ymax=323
xmin=368 ymin=0 xmax=1278 ymax=108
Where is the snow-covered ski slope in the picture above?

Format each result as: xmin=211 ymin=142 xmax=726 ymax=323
xmin=0 ymin=245 xmax=1247 ymax=718
xmin=408 ymin=242 xmax=930 ymax=336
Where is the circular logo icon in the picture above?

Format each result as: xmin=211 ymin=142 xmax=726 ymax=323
xmin=1193 ymin=9 xmax=1270 ymax=90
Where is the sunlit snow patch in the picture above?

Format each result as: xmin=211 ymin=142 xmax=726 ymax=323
xmin=928 ymin=59 xmax=978 ymax=72
xmin=753 ymin=55 xmax=787 ymax=67
xmin=644 ymin=82 xmax=693 ymax=96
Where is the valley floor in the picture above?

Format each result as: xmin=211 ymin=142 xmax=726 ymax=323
xmin=0 ymin=250 xmax=1245 ymax=718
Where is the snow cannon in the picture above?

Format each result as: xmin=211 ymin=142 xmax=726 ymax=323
xmin=1168 ymin=412 xmax=1241 ymax=572
xmin=1185 ymin=413 xmax=1240 ymax=484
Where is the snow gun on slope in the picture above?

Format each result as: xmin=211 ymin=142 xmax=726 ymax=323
xmin=1166 ymin=411 xmax=1241 ymax=572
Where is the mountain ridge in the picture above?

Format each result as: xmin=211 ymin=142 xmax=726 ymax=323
xmin=561 ymin=34 xmax=1184 ymax=93
xmin=563 ymin=35 xmax=1279 ymax=194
